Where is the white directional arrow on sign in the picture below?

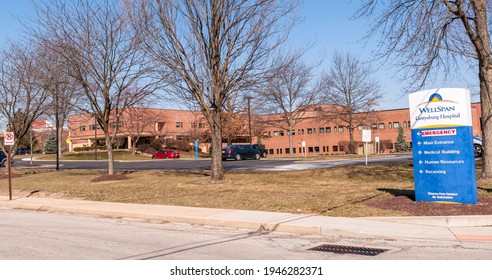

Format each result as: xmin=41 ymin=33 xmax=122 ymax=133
xmin=419 ymin=160 xmax=423 ymax=164
xmin=419 ymin=170 xmax=424 ymax=174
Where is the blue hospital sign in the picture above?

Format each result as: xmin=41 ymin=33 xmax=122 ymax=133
xmin=409 ymin=88 xmax=477 ymax=204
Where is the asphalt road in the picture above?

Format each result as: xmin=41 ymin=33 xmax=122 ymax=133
xmin=1 ymin=208 xmax=492 ymax=261
xmin=14 ymin=154 xmax=413 ymax=171
xmin=0 ymin=208 xmax=327 ymax=260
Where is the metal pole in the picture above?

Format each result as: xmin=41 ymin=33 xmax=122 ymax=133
xmin=55 ymin=93 xmax=59 ymax=171
xmin=247 ymin=96 xmax=252 ymax=145
xmin=29 ymin=128 xmax=33 ymax=166
xmin=94 ymin=114 xmax=97 ymax=160
xmin=8 ymin=146 xmax=12 ymax=200
xmin=365 ymin=141 xmax=368 ymax=165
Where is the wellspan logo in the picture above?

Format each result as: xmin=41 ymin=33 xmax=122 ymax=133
xmin=417 ymin=92 xmax=457 ymax=113
xmin=418 ymin=105 xmax=455 ymax=113
xmin=429 ymin=93 xmax=443 ymax=102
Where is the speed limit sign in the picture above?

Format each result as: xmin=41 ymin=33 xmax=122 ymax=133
xmin=4 ymin=132 xmax=15 ymax=146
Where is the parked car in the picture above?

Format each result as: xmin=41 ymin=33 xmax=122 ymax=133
xmin=474 ymin=136 xmax=483 ymax=157
xmin=222 ymin=144 xmax=261 ymax=161
xmin=15 ymin=148 xmax=31 ymax=155
xmin=151 ymin=149 xmax=180 ymax=159
xmin=0 ymin=150 xmax=13 ymax=167
xmin=251 ymin=144 xmax=267 ymax=158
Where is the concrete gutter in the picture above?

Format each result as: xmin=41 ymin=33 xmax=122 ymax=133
xmin=365 ymin=215 xmax=492 ymax=227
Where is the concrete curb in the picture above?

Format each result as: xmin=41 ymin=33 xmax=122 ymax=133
xmin=365 ymin=215 xmax=492 ymax=227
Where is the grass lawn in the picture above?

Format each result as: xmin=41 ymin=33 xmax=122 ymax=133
xmin=2 ymin=160 xmax=491 ymax=217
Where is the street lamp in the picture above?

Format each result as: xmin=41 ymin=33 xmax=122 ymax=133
xmin=245 ymin=96 xmax=253 ymax=146
xmin=93 ymin=113 xmax=98 ymax=160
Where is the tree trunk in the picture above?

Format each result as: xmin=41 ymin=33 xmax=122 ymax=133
xmin=58 ymin=122 xmax=63 ymax=156
xmin=472 ymin=0 xmax=492 ymax=179
xmin=288 ymin=122 xmax=294 ymax=156
xmin=210 ymin=111 xmax=224 ymax=182
xmin=479 ymin=65 xmax=492 ymax=179
xmin=105 ymin=133 xmax=115 ymax=175
xmin=348 ymin=127 xmax=355 ymax=154
xmin=132 ymin=140 xmax=137 ymax=156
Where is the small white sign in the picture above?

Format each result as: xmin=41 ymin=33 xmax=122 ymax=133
xmin=4 ymin=132 xmax=14 ymax=146
xmin=362 ymin=130 xmax=371 ymax=142
xmin=375 ymin=137 xmax=380 ymax=143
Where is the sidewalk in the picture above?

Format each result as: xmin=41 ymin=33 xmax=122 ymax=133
xmin=1 ymin=195 xmax=492 ymax=243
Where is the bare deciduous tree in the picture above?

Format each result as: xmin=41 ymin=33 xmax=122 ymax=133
xmin=37 ymin=45 xmax=81 ymax=168
xmin=357 ymin=0 xmax=492 ymax=178
xmin=130 ymin=0 xmax=298 ymax=182
xmin=323 ymin=52 xmax=382 ymax=154
xmin=0 ymin=42 xmax=50 ymax=162
xmin=30 ymin=0 xmax=162 ymax=174
xmin=258 ymin=52 xmax=323 ymax=155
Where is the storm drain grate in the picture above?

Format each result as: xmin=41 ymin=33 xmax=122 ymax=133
xmin=308 ymin=244 xmax=388 ymax=256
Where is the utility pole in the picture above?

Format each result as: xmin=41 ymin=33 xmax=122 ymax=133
xmin=93 ymin=113 xmax=97 ymax=160
xmin=55 ymin=90 xmax=60 ymax=170
xmin=246 ymin=96 xmax=253 ymax=146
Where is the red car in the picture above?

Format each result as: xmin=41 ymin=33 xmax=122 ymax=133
xmin=151 ymin=149 xmax=180 ymax=159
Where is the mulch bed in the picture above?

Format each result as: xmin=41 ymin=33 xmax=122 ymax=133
xmin=364 ymin=196 xmax=492 ymax=216
xmin=91 ymin=174 xmax=129 ymax=182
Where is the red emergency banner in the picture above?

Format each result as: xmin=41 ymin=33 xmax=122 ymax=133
xmin=421 ymin=129 xmax=456 ymax=137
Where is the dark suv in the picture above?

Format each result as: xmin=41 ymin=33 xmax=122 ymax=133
xmin=251 ymin=144 xmax=267 ymax=158
xmin=222 ymin=144 xmax=261 ymax=161
xmin=0 ymin=150 xmax=9 ymax=167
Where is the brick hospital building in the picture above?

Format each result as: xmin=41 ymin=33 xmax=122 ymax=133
xmin=67 ymin=103 xmax=483 ymax=156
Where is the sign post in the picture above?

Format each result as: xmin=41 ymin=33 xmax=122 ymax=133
xmin=409 ymin=88 xmax=477 ymax=204
xmin=4 ymin=131 xmax=15 ymax=200
xmin=362 ymin=130 xmax=371 ymax=165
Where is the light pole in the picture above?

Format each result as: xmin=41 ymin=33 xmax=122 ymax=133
xmin=55 ymin=91 xmax=60 ymax=170
xmin=245 ymin=96 xmax=253 ymax=146
xmin=93 ymin=113 xmax=97 ymax=160
xmin=29 ymin=125 xmax=33 ymax=166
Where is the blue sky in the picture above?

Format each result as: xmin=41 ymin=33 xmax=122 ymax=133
xmin=0 ymin=0 xmax=32 ymax=41
xmin=0 ymin=0 xmax=479 ymax=110
xmin=289 ymin=1 xmax=408 ymax=109
xmin=290 ymin=1 xmax=480 ymax=109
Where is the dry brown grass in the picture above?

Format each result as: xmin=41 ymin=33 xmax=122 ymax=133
xmin=1 ymin=162 xmax=490 ymax=217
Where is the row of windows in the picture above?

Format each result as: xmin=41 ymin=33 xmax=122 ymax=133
xmin=367 ymin=121 xmax=411 ymax=130
xmin=265 ymin=121 xmax=411 ymax=137
xmin=80 ymin=121 xmax=206 ymax=132
xmin=79 ymin=122 xmax=120 ymax=132
xmin=158 ymin=121 xmax=206 ymax=131
xmin=268 ymin=142 xmax=414 ymax=155
xmin=270 ymin=146 xmax=345 ymax=154
xmin=265 ymin=127 xmax=334 ymax=137
xmin=176 ymin=122 xmax=206 ymax=128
